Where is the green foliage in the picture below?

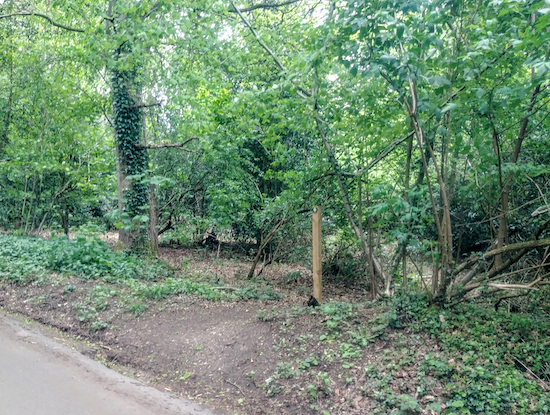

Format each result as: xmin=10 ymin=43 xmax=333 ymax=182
xmin=274 ymin=362 xmax=295 ymax=379
xmin=129 ymin=302 xmax=147 ymax=316
xmin=1 ymin=6 xmax=550 ymax=414
xmin=136 ymin=277 xmax=222 ymax=301
xmin=320 ymin=301 xmax=356 ymax=331
xmin=339 ymin=342 xmax=362 ymax=368
xmin=298 ymin=354 xmax=319 ymax=370
xmin=234 ymin=284 xmax=284 ymax=301
xmin=397 ymin=394 xmax=421 ymax=413
xmin=391 ymin=291 xmax=550 ymax=414
xmin=0 ymin=234 xmax=170 ymax=282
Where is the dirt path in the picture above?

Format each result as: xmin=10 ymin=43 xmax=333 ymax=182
xmin=0 ymin=311 xmax=228 ymax=415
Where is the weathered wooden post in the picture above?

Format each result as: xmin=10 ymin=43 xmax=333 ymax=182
xmin=312 ymin=206 xmax=322 ymax=304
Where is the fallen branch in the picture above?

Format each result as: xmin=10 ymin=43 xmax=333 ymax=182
xmin=455 ymin=239 xmax=550 ymax=286
xmin=454 ymin=219 xmax=550 ymax=278
xmin=484 ymin=238 xmax=550 ymax=259
xmin=486 ymin=283 xmax=540 ymax=291
xmin=451 ymin=272 xmax=550 ymax=305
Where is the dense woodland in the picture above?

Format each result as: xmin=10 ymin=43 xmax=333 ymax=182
xmin=2 ymin=0 xmax=550 ymax=302
xmin=1 ymin=1 xmax=550 ymax=413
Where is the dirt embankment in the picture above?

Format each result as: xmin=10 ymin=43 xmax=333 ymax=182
xmin=0 ymin=246 xmax=446 ymax=415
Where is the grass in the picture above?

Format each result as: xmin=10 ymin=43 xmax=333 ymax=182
xmin=0 ymin=233 xmax=283 ymax=332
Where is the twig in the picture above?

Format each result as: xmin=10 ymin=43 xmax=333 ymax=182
xmin=0 ymin=11 xmax=84 ymax=32
xmin=225 ymin=379 xmax=245 ymax=395
xmin=228 ymin=0 xmax=302 ymax=13
xmin=355 ymin=131 xmax=415 ymax=176
xmin=509 ymin=355 xmax=549 ymax=391
xmin=230 ymin=0 xmax=311 ymax=98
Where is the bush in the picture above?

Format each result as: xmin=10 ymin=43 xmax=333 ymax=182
xmin=0 ymin=234 xmax=171 ymax=283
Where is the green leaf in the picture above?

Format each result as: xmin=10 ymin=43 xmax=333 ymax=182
xmin=396 ymin=24 xmax=405 ymax=39
xmin=441 ymin=103 xmax=458 ymax=113
xmin=496 ymin=87 xmax=511 ymax=95
xmin=427 ymin=402 xmax=442 ymax=414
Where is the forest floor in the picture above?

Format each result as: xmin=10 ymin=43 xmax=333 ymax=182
xmin=1 ymin=234 xmax=548 ymax=415
xmin=0 ymin=239 xmax=447 ymax=415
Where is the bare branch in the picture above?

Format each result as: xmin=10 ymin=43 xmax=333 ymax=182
xmin=454 ymin=218 xmax=550 ymax=277
xmin=486 ymin=283 xmax=540 ymax=291
xmin=229 ymin=0 xmax=302 ymax=13
xmin=142 ymin=2 xmax=159 ymax=20
xmin=483 ymin=237 xmax=550 ymax=260
xmin=125 ymin=102 xmax=161 ymax=109
xmin=230 ymin=0 xmax=312 ymax=98
xmin=356 ymin=131 xmax=415 ymax=176
xmin=0 ymin=11 xmax=84 ymax=32
xmin=139 ymin=136 xmax=200 ymax=150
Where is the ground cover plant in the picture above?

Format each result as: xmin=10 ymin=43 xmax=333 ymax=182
xmin=393 ymin=292 xmax=550 ymax=414
xmin=1 ymin=233 xmax=549 ymax=414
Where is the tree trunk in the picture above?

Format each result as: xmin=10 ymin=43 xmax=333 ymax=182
xmin=143 ymin=115 xmax=159 ymax=255
xmin=496 ymin=84 xmax=542 ymax=269
xmin=404 ymin=80 xmax=453 ymax=296
xmin=315 ymin=117 xmax=388 ymax=296
xmin=111 ymin=64 xmax=149 ymax=250
xmin=106 ymin=1 xmax=149 ymax=251
xmin=115 ymin=144 xmax=131 ymax=246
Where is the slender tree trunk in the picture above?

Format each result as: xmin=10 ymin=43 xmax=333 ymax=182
xmin=315 ymin=117 xmax=387 ymax=295
xmin=491 ymin=129 xmax=504 ymax=267
xmin=247 ymin=217 xmax=289 ymax=279
xmin=497 ymin=84 xmax=541 ymax=267
xmin=402 ymin=132 xmax=413 ymax=287
xmin=404 ymin=80 xmax=453 ymax=296
xmin=115 ymin=145 xmax=131 ymax=246
xmin=0 ymin=46 xmax=14 ymax=155
xmin=143 ymin=115 xmax=159 ymax=255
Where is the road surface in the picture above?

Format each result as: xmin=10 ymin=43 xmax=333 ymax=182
xmin=0 ymin=311 xmax=227 ymax=415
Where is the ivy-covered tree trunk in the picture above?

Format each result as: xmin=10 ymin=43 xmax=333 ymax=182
xmin=112 ymin=64 xmax=149 ymax=249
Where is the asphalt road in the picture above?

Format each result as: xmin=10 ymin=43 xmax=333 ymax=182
xmin=0 ymin=311 xmax=226 ymax=415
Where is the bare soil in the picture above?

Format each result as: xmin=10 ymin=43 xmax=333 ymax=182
xmin=0 ymin=244 xmax=447 ymax=415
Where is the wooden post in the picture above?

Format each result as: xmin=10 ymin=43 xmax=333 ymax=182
xmin=312 ymin=206 xmax=322 ymax=303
